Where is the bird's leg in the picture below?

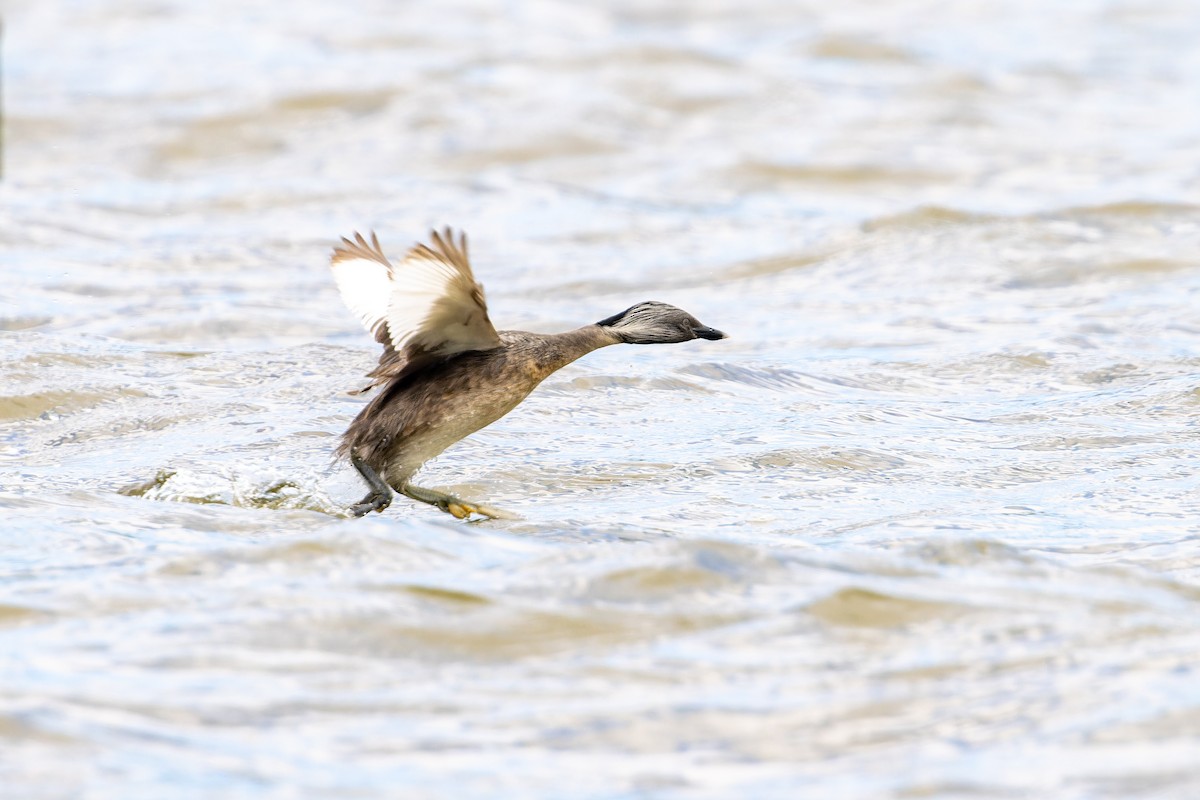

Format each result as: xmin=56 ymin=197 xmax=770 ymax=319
xmin=349 ymin=456 xmax=393 ymax=516
xmin=400 ymin=482 xmax=513 ymax=520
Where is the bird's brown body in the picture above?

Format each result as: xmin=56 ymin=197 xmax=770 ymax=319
xmin=330 ymin=228 xmax=724 ymax=518
xmin=339 ymin=327 xmax=617 ymax=487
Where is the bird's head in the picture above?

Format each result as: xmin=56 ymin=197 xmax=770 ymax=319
xmin=596 ymin=301 xmax=726 ymax=345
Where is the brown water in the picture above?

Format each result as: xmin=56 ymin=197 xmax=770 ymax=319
xmin=3 ymin=1 xmax=1200 ymax=797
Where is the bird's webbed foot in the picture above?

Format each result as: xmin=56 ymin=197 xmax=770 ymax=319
xmin=349 ymin=455 xmax=394 ymax=516
xmin=349 ymin=491 xmax=392 ymax=517
xmin=400 ymin=483 xmax=515 ymax=521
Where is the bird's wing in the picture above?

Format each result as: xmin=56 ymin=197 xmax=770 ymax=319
xmin=330 ymin=228 xmax=502 ymax=385
xmin=385 ymin=228 xmax=502 ymax=359
xmin=330 ymin=231 xmax=395 ymax=348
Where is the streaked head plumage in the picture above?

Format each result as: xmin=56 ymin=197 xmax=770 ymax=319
xmin=596 ymin=301 xmax=726 ymax=345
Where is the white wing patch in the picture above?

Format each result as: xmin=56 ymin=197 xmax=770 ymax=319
xmin=330 ymin=232 xmax=393 ymax=343
xmin=331 ymin=228 xmax=501 ymax=367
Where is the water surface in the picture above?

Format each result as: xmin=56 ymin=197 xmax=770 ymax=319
xmin=3 ymin=1 xmax=1200 ymax=797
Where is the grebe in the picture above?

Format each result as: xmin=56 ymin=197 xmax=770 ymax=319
xmin=331 ymin=228 xmax=725 ymax=519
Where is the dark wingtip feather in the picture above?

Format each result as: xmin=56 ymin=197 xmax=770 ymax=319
xmin=332 ymin=230 xmax=391 ymax=267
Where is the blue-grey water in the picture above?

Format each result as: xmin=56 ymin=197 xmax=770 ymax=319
xmin=3 ymin=1 xmax=1200 ymax=798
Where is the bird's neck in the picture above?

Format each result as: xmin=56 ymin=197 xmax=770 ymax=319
xmin=528 ymin=325 xmax=621 ymax=380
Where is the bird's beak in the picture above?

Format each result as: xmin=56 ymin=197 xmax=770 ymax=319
xmin=694 ymin=326 xmax=727 ymax=340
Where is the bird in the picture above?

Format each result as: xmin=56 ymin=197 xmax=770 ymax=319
xmin=329 ymin=227 xmax=726 ymax=519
